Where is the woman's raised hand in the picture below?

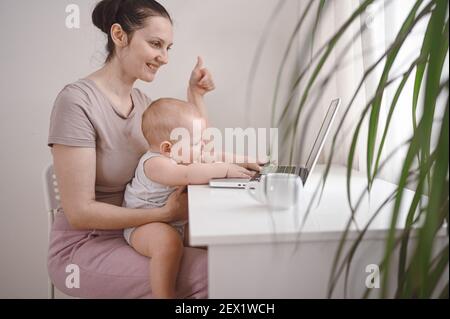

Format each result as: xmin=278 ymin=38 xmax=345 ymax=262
xmin=189 ymin=56 xmax=216 ymax=96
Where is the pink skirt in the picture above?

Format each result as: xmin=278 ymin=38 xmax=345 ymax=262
xmin=47 ymin=212 xmax=208 ymax=298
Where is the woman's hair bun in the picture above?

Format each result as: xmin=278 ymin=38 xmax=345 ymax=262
xmin=92 ymin=0 xmax=122 ymax=34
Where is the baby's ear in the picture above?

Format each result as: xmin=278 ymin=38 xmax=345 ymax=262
xmin=160 ymin=141 xmax=172 ymax=155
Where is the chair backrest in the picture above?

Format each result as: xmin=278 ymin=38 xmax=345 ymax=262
xmin=43 ymin=164 xmax=59 ymax=299
xmin=43 ymin=164 xmax=61 ymax=216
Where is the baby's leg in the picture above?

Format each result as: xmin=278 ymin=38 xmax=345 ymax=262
xmin=130 ymin=222 xmax=184 ymax=299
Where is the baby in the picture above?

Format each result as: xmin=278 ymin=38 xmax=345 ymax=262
xmin=122 ymin=98 xmax=256 ymax=298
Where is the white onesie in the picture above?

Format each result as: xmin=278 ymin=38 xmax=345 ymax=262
xmin=122 ymin=150 xmax=187 ymax=244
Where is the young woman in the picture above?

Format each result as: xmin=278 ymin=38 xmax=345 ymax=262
xmin=47 ymin=0 xmax=215 ymax=298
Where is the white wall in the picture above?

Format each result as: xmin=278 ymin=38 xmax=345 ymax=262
xmin=0 ymin=0 xmax=303 ymax=298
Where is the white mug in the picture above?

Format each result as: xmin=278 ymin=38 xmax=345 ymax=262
xmin=246 ymin=173 xmax=303 ymax=210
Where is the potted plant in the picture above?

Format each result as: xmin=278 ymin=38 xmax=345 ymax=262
xmin=246 ymin=0 xmax=448 ymax=298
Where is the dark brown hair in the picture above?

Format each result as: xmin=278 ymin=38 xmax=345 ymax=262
xmin=92 ymin=0 xmax=172 ymax=62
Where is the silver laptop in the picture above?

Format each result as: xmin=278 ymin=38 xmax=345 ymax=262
xmin=209 ymin=98 xmax=341 ymax=188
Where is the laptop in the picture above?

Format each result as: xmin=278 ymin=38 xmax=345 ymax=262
xmin=209 ymin=98 xmax=341 ymax=188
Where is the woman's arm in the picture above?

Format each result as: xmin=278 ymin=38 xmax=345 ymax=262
xmin=187 ymin=88 xmax=208 ymax=125
xmin=52 ymin=144 xmax=187 ymax=230
xmin=188 ymin=56 xmax=215 ymax=126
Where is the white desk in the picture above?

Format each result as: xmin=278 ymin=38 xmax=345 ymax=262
xmin=188 ymin=165 xmax=447 ymax=298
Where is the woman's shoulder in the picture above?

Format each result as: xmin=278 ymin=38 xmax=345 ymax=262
xmin=50 ymin=79 xmax=102 ymax=128
xmin=54 ymin=79 xmax=95 ymax=107
xmin=49 ymin=79 xmax=97 ymax=148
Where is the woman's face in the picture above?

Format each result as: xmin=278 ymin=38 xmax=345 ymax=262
xmin=119 ymin=16 xmax=173 ymax=82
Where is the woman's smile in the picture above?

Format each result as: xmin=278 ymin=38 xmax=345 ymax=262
xmin=146 ymin=63 xmax=159 ymax=73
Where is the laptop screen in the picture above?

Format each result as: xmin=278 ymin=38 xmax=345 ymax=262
xmin=304 ymin=98 xmax=341 ymax=175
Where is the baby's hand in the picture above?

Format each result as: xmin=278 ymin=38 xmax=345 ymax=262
xmin=189 ymin=56 xmax=216 ymax=96
xmin=237 ymin=162 xmax=262 ymax=172
xmin=225 ymin=163 xmax=254 ymax=179
xmin=236 ymin=155 xmax=268 ymax=172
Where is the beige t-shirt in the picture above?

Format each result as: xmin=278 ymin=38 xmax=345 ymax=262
xmin=48 ymin=78 xmax=151 ymax=206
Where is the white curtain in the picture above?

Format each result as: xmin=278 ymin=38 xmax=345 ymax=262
xmin=359 ymin=0 xmax=431 ymax=184
xmin=251 ymin=0 xmax=445 ymax=188
xmin=303 ymin=0 xmax=435 ymax=185
xmin=290 ymin=0 xmax=368 ymax=172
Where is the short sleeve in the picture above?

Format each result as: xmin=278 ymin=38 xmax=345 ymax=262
xmin=48 ymin=85 xmax=96 ymax=148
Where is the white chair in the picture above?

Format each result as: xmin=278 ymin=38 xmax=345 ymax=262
xmin=42 ymin=164 xmax=59 ymax=299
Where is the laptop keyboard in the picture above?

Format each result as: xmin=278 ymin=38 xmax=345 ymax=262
xmin=264 ymin=165 xmax=297 ymax=174
xmin=251 ymin=165 xmax=302 ymax=182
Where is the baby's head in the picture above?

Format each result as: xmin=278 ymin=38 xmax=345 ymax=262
xmin=142 ymin=98 xmax=205 ymax=163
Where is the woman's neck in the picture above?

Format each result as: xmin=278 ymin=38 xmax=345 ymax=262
xmin=89 ymin=58 xmax=136 ymax=100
